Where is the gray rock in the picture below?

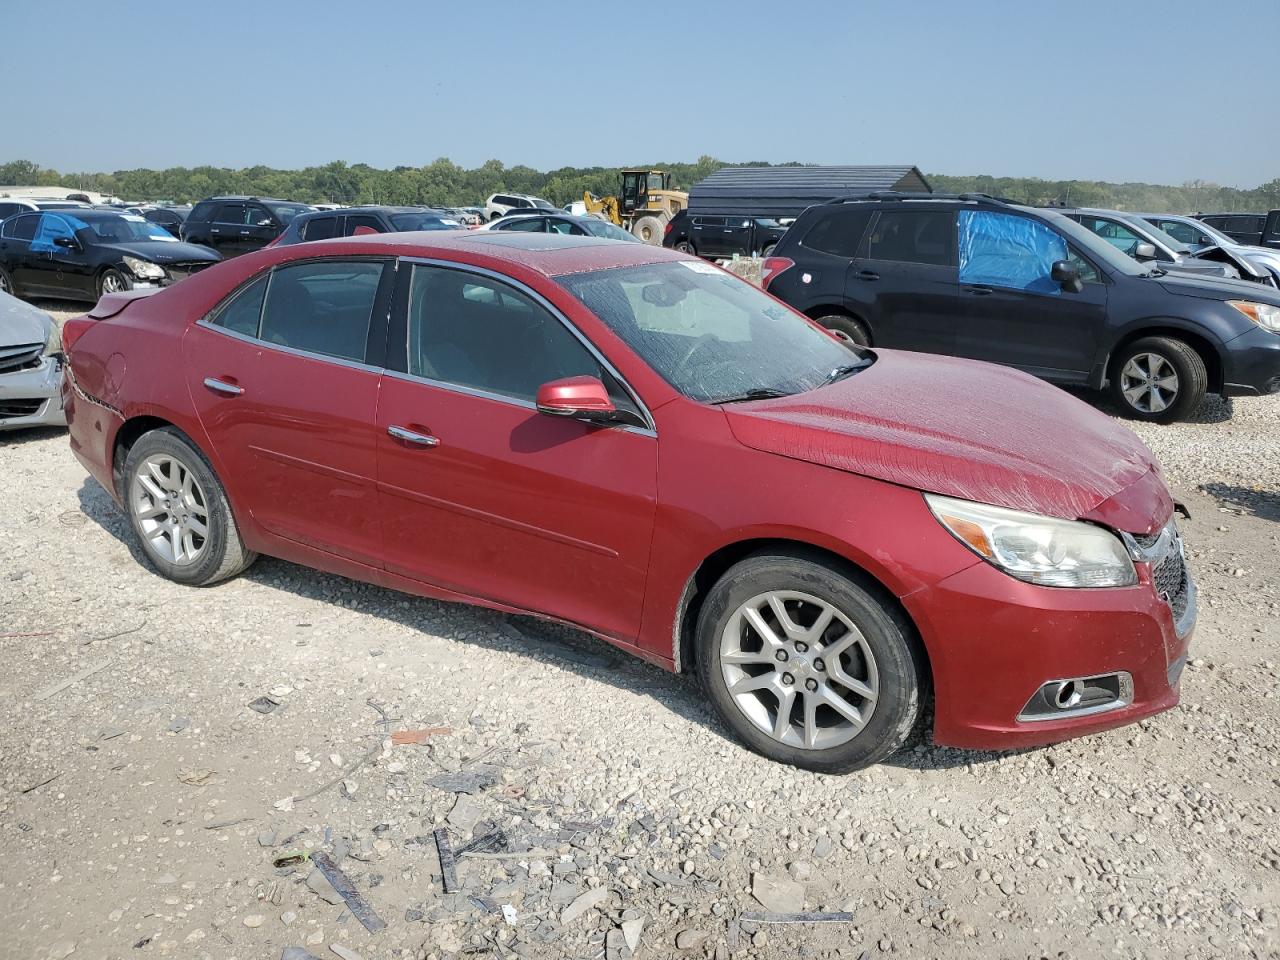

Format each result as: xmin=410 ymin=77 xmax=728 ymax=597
xmin=561 ymin=886 xmax=610 ymax=925
xmin=676 ymin=929 xmax=710 ymax=950
xmin=306 ymin=868 xmax=345 ymax=906
xmin=168 ymin=716 xmax=190 ymax=733
xmin=752 ymin=872 xmax=805 ymax=913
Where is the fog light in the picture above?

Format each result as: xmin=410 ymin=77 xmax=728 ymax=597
xmin=1017 ymin=672 xmax=1133 ymax=722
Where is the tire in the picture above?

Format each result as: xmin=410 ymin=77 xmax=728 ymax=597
xmin=0 ymin=264 xmax=18 ymax=298
xmin=97 ymin=268 xmax=129 ymax=299
xmin=761 ymin=243 xmax=777 ymax=258
xmin=1109 ymin=336 xmax=1207 ymax=424
xmin=814 ymin=313 xmax=871 ymax=347
xmin=632 ymin=215 xmax=663 ymax=244
xmin=122 ymin=427 xmax=257 ymax=586
xmin=674 ymin=240 xmax=696 ymax=255
xmin=695 ymin=552 xmax=924 ymax=773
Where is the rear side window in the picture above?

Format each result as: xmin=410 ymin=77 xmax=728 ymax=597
xmin=0 ymin=202 xmax=21 ymax=219
xmin=958 ymin=211 xmax=1068 ymax=294
xmin=2 ymin=213 xmax=39 ymax=240
xmin=499 ymin=217 xmax=545 ymax=233
xmin=189 ymin=201 xmax=218 ymax=222
xmin=259 ymin=260 xmax=385 ymax=362
xmin=694 ymin=216 xmax=726 ymax=227
xmin=865 ymin=210 xmax=955 ymax=266
xmin=215 ymin=203 xmax=246 ymax=225
xmin=344 ymin=215 xmax=384 ymax=236
xmin=211 ymin=275 xmax=268 ymax=337
xmin=1155 ymin=219 xmax=1204 ymax=246
xmin=302 ymin=216 xmax=339 ymax=241
xmin=800 ymin=208 xmax=871 ymax=258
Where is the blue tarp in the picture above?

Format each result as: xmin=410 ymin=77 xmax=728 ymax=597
xmin=958 ymin=210 xmax=1066 ymax=294
xmin=31 ymin=214 xmax=85 ymax=254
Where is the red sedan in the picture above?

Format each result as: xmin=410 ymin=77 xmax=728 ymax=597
xmin=61 ymin=232 xmax=1195 ymax=771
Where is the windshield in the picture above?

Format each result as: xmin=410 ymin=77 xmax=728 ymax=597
xmin=266 ymin=203 xmax=313 ymax=224
xmin=1034 ymin=210 xmax=1148 ymax=277
xmin=390 ymin=212 xmax=461 ymax=231
xmin=80 ymin=214 xmax=178 ymax=243
xmin=583 ymin=219 xmax=640 ymax=242
xmin=557 ymin=260 xmax=867 ymax=403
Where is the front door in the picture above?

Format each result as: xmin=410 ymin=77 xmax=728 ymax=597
xmin=953 ymin=209 xmax=1108 ymax=380
xmin=375 ymin=262 xmax=657 ymax=641
xmin=27 ymin=213 xmax=93 ymax=298
xmin=184 ymin=258 xmax=393 ymax=564
xmin=845 ymin=207 xmax=959 ymax=354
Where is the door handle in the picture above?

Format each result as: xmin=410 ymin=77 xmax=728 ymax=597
xmin=855 ymin=270 xmax=879 ymax=281
xmin=240 ymin=230 xmax=250 ymax=235
xmin=203 ymin=377 xmax=244 ymax=396
xmin=387 ymin=425 xmax=440 ymax=447
xmin=964 ymin=284 xmax=994 ymax=295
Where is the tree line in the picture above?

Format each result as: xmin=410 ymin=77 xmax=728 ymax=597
xmin=3 ymin=157 xmax=1277 ymax=214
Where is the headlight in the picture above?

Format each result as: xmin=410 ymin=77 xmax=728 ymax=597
xmin=42 ymin=321 xmax=60 ymax=357
xmin=1228 ymin=299 xmax=1280 ymax=333
xmin=925 ymin=494 xmax=1137 ymax=588
xmin=122 ymin=255 xmax=165 ymax=280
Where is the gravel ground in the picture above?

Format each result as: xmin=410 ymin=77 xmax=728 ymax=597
xmin=1 ymin=300 xmax=1278 ymax=960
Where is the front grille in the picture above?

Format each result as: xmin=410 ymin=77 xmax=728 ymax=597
xmin=0 ymin=398 xmax=44 ymax=420
xmin=1153 ymin=549 xmax=1190 ymax=623
xmin=0 ymin=342 xmax=43 ymax=374
xmin=163 ymin=262 xmax=214 ymax=284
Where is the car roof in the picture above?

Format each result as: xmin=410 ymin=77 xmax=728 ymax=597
xmin=302 ymin=205 xmax=441 ymax=216
xmin=291 ymin=230 xmax=682 ymax=277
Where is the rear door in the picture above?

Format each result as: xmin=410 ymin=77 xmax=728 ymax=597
xmin=847 ymin=207 xmax=958 ymax=353
xmin=209 ymin=203 xmax=246 ymax=255
xmin=1 ymin=214 xmax=40 ymax=291
xmin=374 ymin=261 xmax=657 ymax=640
xmin=26 ymin=214 xmax=90 ymax=298
xmin=954 ymin=209 xmax=1106 ymax=380
xmin=184 ymin=257 xmax=393 ymax=564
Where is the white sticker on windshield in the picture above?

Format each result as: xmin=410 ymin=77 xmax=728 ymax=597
xmin=123 ymin=214 xmax=146 ymax=222
xmin=678 ymin=260 xmax=721 ymax=275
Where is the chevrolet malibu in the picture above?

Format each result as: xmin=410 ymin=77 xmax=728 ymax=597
xmin=60 ymin=232 xmax=1196 ymax=772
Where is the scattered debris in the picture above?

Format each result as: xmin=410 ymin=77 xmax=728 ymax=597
xmin=98 ymin=727 xmax=125 ymax=740
xmin=501 ymin=904 xmax=519 ymax=925
xmin=390 ymin=726 xmax=450 ymax=745
xmin=258 ymin=830 xmax=277 ymax=847
xmin=676 ymin=928 xmax=710 ymax=950
xmin=33 ymin=658 xmax=114 ymax=701
xmin=310 ymin=852 xmax=386 ymax=933
xmin=455 ymin=828 xmax=508 ymax=856
xmin=446 ymin=794 xmax=486 ymax=833
xmin=751 ymin=872 xmax=806 ymax=913
xmin=427 ymin=767 xmax=497 ymax=794
xmin=273 ymin=850 xmax=311 ymax=868
xmin=243 ymin=914 xmax=265 ymax=928
xmin=561 ymin=886 xmax=610 ymax=925
xmin=167 ymin=716 xmax=190 ymax=733
xmin=274 ymin=796 xmax=295 ymax=813
xmin=204 ymin=816 xmax=253 ymax=831
xmin=20 ymin=772 xmax=60 ymax=794
xmin=306 ymin=867 xmax=345 ymax=905
xmin=621 ymin=916 xmax=645 ymax=952
xmin=281 ymin=949 xmax=322 ymax=960
xmin=248 ymin=695 xmax=281 ymax=714
xmin=329 ymin=946 xmax=365 ymax=960
xmin=177 ymin=768 xmax=215 ymax=786
xmin=738 ymin=911 xmax=855 ymax=924
xmin=434 ymin=828 xmax=459 ymax=893
xmin=80 ymin=619 xmax=147 ymax=646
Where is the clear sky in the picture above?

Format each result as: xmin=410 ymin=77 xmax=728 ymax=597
xmin=7 ymin=0 xmax=1275 ymax=187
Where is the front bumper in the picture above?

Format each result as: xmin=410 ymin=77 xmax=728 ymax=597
xmin=904 ymin=553 xmax=1195 ymax=751
xmin=1222 ymin=324 xmax=1280 ymax=396
xmin=0 ymin=354 xmax=66 ymax=431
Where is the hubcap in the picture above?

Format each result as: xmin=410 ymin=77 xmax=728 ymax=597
xmin=130 ymin=454 xmax=210 ymax=566
xmin=719 ymin=590 xmax=879 ymax=750
xmin=1120 ymin=352 xmax=1179 ymax=413
xmin=102 ymin=272 xmax=124 ymax=293
xmin=0 ymin=272 xmax=9 ymax=293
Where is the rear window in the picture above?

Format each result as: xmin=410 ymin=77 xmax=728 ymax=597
xmin=267 ymin=203 xmax=312 ymax=225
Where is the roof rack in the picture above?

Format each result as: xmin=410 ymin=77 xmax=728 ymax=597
xmin=829 ymin=192 xmax=1017 ymax=207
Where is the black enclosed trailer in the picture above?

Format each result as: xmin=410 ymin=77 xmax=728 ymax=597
xmin=685 ymin=165 xmax=931 ymax=257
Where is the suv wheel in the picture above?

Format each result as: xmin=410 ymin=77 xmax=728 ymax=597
xmin=123 ymin=428 xmax=257 ymax=586
xmin=1109 ymin=336 xmax=1207 ymax=423
xmin=814 ymin=313 xmax=871 ymax=347
xmin=674 ymin=240 xmax=696 ymax=254
xmin=695 ymin=552 xmax=923 ymax=773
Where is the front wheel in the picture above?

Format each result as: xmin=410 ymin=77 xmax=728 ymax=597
xmin=674 ymin=240 xmax=696 ymax=254
xmin=632 ymin=215 xmax=664 ymax=244
xmin=0 ymin=264 xmax=18 ymax=298
xmin=695 ymin=553 xmax=923 ymax=773
xmin=97 ymin=268 xmax=129 ymax=298
xmin=123 ymin=428 xmax=257 ymax=586
xmin=1109 ymin=336 xmax=1207 ymax=423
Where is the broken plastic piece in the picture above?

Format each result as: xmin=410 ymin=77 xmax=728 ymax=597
xmin=390 ymin=726 xmax=450 ymax=745
xmin=309 ymin=852 xmax=386 ymax=933
xmin=272 ymin=850 xmax=311 ymax=868
xmin=455 ymin=828 xmax=508 ymax=856
xmin=434 ymin=828 xmax=459 ymax=893
xmin=738 ymin=911 xmax=855 ymax=924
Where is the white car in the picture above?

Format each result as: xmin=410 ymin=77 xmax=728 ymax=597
xmin=0 ymin=291 xmax=65 ymax=431
xmin=483 ymin=192 xmax=556 ymax=222
xmin=1138 ymin=212 xmax=1280 ymax=286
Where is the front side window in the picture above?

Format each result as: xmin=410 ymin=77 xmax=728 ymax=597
xmin=246 ymin=204 xmax=275 ymax=228
xmin=547 ymin=219 xmax=586 ymax=236
xmin=258 ymin=260 xmax=384 ymax=362
xmin=498 ymin=217 xmax=545 ymax=233
xmin=958 ymin=211 xmax=1069 ymax=294
xmin=406 ymin=265 xmax=628 ymax=407
xmin=31 ymin=214 xmax=77 ymax=252
xmin=864 ymin=209 xmax=955 ymax=266
xmin=558 ymin=260 xmax=863 ymax=403
xmin=211 ymin=275 xmax=269 ymax=337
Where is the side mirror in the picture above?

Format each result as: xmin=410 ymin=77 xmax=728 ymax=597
xmin=535 ymin=376 xmax=617 ymax=422
xmin=1132 ymin=242 xmax=1157 ymax=261
xmin=53 ymin=235 xmax=78 ymax=250
xmin=1050 ymin=260 xmax=1084 ymax=294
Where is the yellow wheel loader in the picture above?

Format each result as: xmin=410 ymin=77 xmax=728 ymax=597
xmin=583 ymin=170 xmax=688 ymax=244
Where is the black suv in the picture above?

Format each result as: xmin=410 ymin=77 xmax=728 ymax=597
xmin=763 ymin=193 xmax=1280 ymax=422
xmin=181 ymin=196 xmax=315 ymax=256
xmin=1196 ymin=211 xmax=1280 ymax=249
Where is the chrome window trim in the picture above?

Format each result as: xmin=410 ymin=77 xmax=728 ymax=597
xmin=396 ymin=255 xmax=657 ymax=434
xmin=194 ymin=318 xmax=385 ymax=376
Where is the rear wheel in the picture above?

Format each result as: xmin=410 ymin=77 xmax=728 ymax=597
xmin=1109 ymin=336 xmax=1207 ymax=423
xmin=761 ymin=243 xmax=777 ymax=257
xmin=632 ymin=215 xmax=664 ymax=244
xmin=674 ymin=240 xmax=696 ymax=254
xmin=695 ymin=553 xmax=923 ymax=773
xmin=814 ymin=313 xmax=871 ymax=347
xmin=123 ymin=428 xmax=257 ymax=586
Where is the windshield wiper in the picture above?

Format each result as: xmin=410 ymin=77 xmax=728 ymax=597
xmin=820 ymin=362 xmax=868 ymax=386
xmin=712 ymin=388 xmax=792 ymax=405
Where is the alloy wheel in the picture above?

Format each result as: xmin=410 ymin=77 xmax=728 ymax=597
xmin=719 ymin=590 xmax=879 ymax=750
xmin=1120 ymin=352 xmax=1179 ymax=414
xmin=129 ymin=453 xmax=210 ymax=566
xmin=101 ymin=271 xmax=126 ymax=294
xmin=0 ymin=271 xmax=10 ymax=294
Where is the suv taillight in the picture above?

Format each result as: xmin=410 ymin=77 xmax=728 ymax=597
xmin=664 ymin=220 xmax=674 ymax=236
xmin=760 ymin=256 xmax=795 ymax=290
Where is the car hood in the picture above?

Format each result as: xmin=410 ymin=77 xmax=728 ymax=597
xmin=0 ymin=290 xmax=53 ymax=347
xmin=1155 ymin=269 xmax=1280 ymax=304
xmin=96 ymin=240 xmax=221 ymax=263
xmin=724 ymin=350 xmax=1170 ymax=534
